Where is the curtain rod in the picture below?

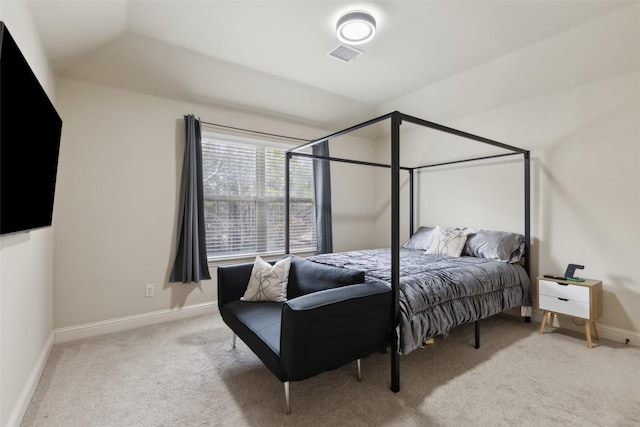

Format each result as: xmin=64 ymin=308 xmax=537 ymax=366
xmin=200 ymin=120 xmax=310 ymax=143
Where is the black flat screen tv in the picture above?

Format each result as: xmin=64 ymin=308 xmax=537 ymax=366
xmin=1 ymin=21 xmax=63 ymax=235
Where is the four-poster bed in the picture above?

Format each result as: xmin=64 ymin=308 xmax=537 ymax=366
xmin=284 ymin=111 xmax=532 ymax=393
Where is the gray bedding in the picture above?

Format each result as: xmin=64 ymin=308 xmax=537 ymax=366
xmin=307 ymin=248 xmax=532 ymax=354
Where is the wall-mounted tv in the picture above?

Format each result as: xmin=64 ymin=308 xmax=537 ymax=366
xmin=1 ymin=21 xmax=63 ymax=235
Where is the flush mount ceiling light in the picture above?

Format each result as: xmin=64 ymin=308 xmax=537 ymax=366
xmin=336 ymin=11 xmax=376 ymax=45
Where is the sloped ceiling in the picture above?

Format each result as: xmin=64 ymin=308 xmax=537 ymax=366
xmin=26 ymin=0 xmax=638 ymax=130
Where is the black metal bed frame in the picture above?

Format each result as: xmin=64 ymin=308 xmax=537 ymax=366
xmin=284 ymin=111 xmax=530 ymax=393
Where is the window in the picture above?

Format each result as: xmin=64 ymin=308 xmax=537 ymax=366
xmin=201 ymin=133 xmax=316 ymax=259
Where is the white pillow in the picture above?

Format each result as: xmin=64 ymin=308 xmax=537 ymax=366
xmin=241 ymin=256 xmax=291 ymax=302
xmin=425 ymin=226 xmax=468 ymax=257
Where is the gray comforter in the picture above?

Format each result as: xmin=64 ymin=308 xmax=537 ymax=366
xmin=308 ymin=248 xmax=532 ymax=354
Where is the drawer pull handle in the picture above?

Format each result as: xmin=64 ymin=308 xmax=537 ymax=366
xmin=557 ymin=297 xmax=569 ymax=301
xmin=556 ymin=283 xmax=568 ymax=286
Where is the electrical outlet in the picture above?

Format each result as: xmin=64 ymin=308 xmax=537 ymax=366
xmin=145 ymin=283 xmax=155 ymax=297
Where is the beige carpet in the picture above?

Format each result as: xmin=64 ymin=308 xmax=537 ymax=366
xmin=21 ymin=312 xmax=640 ymax=427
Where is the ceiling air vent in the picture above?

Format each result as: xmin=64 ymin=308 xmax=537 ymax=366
xmin=326 ymin=44 xmax=363 ymax=63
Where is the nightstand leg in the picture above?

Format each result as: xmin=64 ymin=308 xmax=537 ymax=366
xmin=539 ymin=311 xmax=548 ymax=334
xmin=593 ymin=320 xmax=601 ymax=341
xmin=584 ymin=321 xmax=593 ymax=349
xmin=549 ymin=312 xmax=555 ymax=328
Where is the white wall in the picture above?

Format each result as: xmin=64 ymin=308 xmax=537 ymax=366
xmin=324 ymin=133 xmax=380 ymax=252
xmin=52 ymin=79 xmax=378 ymax=330
xmin=0 ymin=3 xmax=57 ymax=426
xmin=371 ymin=124 xmax=526 ymax=247
xmin=534 ymin=78 xmax=639 ymax=332
xmin=374 ymin=5 xmax=640 ymax=339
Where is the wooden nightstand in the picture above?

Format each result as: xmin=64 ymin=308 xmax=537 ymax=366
xmin=537 ymin=276 xmax=603 ymax=348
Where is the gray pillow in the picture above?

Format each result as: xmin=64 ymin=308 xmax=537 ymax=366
xmin=462 ymin=230 xmax=525 ymax=263
xmin=287 ymin=255 xmax=365 ymax=299
xmin=402 ymin=226 xmax=436 ymax=250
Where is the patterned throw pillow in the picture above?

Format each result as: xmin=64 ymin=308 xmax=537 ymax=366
xmin=425 ymin=226 xmax=468 ymax=257
xmin=241 ymin=256 xmax=291 ymax=302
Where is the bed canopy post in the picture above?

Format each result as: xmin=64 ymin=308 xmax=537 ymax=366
xmin=409 ymin=169 xmax=415 ymax=237
xmin=283 ymin=110 xmax=531 ymax=392
xmin=524 ymin=152 xmax=531 ymax=277
xmin=390 ymin=112 xmax=401 ymax=393
xmin=285 ymin=151 xmax=291 ymax=255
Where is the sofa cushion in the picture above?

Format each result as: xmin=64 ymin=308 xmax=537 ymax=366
xmin=287 ymin=255 xmax=365 ymax=299
xmin=219 ymin=300 xmax=287 ymax=381
xmin=222 ymin=300 xmax=283 ymax=355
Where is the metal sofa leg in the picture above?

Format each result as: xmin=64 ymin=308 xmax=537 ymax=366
xmin=283 ymin=360 xmax=359 ymax=415
xmin=284 ymin=381 xmax=291 ymax=414
xmin=232 ymin=332 xmax=236 ymax=348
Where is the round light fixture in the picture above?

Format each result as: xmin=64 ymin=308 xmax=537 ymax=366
xmin=336 ymin=11 xmax=376 ymax=45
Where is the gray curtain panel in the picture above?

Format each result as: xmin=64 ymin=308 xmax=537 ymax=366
xmin=169 ymin=115 xmax=211 ymax=283
xmin=313 ymin=140 xmax=333 ymax=254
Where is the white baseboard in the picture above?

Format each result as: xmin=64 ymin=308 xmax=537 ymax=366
xmin=7 ymin=331 xmax=54 ymax=427
xmin=54 ymin=301 xmax=218 ymax=344
xmin=597 ymin=323 xmax=640 ymax=346
xmin=524 ymin=309 xmax=640 ymax=347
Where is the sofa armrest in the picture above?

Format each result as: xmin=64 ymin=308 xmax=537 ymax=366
xmin=217 ymin=262 xmax=255 ymax=309
xmin=280 ymin=281 xmax=391 ymax=381
xmin=284 ymin=280 xmax=388 ymax=311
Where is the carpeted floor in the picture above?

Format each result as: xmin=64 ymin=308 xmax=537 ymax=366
xmin=21 ymin=312 xmax=640 ymax=427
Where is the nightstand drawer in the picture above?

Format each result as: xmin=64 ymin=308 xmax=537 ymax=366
xmin=538 ymin=294 xmax=590 ymax=319
xmin=538 ymin=279 xmax=589 ymax=303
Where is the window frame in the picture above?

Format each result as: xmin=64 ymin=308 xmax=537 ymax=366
xmin=201 ymin=131 xmax=316 ymax=262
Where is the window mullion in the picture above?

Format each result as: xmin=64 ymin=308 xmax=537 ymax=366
xmin=256 ymin=147 xmax=267 ymax=253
